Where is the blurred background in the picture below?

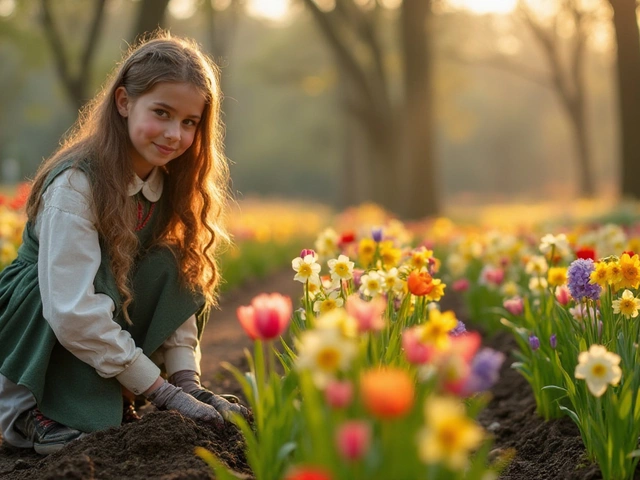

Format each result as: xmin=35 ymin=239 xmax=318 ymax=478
xmin=1 ymin=0 xmax=639 ymax=223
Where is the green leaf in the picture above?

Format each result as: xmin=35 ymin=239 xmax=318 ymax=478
xmin=559 ymin=405 xmax=581 ymax=426
xmin=276 ymin=441 xmax=297 ymax=462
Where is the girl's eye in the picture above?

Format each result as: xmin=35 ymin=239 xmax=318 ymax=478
xmin=183 ymin=119 xmax=198 ymax=127
xmin=154 ymin=109 xmax=169 ymax=117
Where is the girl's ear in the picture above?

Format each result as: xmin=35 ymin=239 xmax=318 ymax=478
xmin=115 ymin=86 xmax=130 ymax=117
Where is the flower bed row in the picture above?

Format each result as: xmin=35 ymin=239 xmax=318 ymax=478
xmin=199 ymin=216 xmax=509 ymax=480
xmin=441 ymin=222 xmax=640 ymax=480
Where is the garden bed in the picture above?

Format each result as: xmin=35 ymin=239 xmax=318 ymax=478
xmin=0 ymin=273 xmax=627 ymax=479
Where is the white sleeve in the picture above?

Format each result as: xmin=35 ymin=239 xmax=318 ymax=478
xmin=35 ymin=170 xmax=160 ymax=395
xmin=162 ymin=314 xmax=201 ymax=376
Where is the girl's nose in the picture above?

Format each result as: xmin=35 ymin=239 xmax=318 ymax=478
xmin=164 ymin=122 xmax=180 ymax=141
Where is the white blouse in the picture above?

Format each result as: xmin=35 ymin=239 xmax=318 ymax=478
xmin=34 ymin=168 xmax=200 ymax=396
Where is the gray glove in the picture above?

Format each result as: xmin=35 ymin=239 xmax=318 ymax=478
xmin=169 ymin=370 xmax=252 ymax=423
xmin=145 ymin=380 xmax=223 ymax=426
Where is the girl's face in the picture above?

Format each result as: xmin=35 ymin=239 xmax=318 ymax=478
xmin=115 ymin=82 xmax=206 ymax=179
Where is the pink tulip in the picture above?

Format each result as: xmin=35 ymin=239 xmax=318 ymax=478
xmin=345 ymin=295 xmax=386 ymax=333
xmin=324 ymin=379 xmax=353 ymax=409
xmin=503 ymin=297 xmax=524 ymax=316
xmin=335 ymin=421 xmax=371 ymax=461
xmin=555 ymin=285 xmax=572 ymax=306
xmin=237 ymin=293 xmax=293 ymax=340
xmin=452 ymin=278 xmax=470 ymax=292
xmin=402 ymin=326 xmax=434 ymax=364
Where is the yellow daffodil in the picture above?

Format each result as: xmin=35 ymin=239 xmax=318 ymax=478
xmin=418 ymin=396 xmax=484 ymax=470
xmin=606 ymin=261 xmax=623 ymax=287
xmin=358 ymin=238 xmax=376 ymax=266
xmin=574 ymin=345 xmax=622 ymax=397
xmin=616 ymin=253 xmax=640 ymax=290
xmin=426 ymin=279 xmax=446 ymax=302
xmin=612 ymin=289 xmax=640 ymax=319
xmin=589 ymin=262 xmax=608 ymax=287
xmin=419 ymin=310 xmax=458 ymax=350
xmin=379 ymin=241 xmax=402 ymax=269
xmin=409 ymin=247 xmax=433 ymax=270
xmin=547 ymin=267 xmax=567 ymax=288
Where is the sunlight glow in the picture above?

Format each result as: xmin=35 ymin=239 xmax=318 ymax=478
xmin=0 ymin=0 xmax=15 ymax=17
xmin=448 ymin=0 xmax=517 ymax=15
xmin=247 ymin=0 xmax=290 ymax=20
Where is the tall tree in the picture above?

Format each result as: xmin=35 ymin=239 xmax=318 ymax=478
xmin=301 ymin=0 xmax=438 ymax=219
xmin=40 ymin=0 xmax=107 ymax=110
xmin=130 ymin=0 xmax=170 ymax=43
xmin=40 ymin=0 xmax=171 ymax=112
xmin=607 ymin=0 xmax=640 ymax=200
xmin=516 ymin=0 xmax=597 ymax=198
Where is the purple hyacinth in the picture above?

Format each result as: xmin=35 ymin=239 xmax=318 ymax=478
xmin=371 ymin=227 xmax=383 ymax=243
xmin=529 ymin=335 xmax=540 ymax=351
xmin=449 ymin=320 xmax=467 ymax=337
xmin=463 ymin=348 xmax=505 ymax=394
xmin=567 ymin=259 xmax=601 ymax=301
xmin=550 ymin=334 xmax=557 ymax=349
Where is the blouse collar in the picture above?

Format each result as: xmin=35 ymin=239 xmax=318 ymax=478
xmin=127 ymin=167 xmax=163 ymax=202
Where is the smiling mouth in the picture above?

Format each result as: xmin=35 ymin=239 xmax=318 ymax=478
xmin=154 ymin=143 xmax=176 ymax=155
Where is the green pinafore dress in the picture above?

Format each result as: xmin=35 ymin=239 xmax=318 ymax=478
xmin=0 ymin=161 xmax=209 ymax=433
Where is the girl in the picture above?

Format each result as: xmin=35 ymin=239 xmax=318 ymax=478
xmin=0 ymin=32 xmax=249 ymax=455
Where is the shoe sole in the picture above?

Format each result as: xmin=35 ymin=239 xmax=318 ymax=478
xmin=33 ymin=433 xmax=87 ymax=455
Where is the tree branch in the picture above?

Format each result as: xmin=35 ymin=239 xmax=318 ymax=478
xmin=300 ymin=0 xmax=380 ymax=116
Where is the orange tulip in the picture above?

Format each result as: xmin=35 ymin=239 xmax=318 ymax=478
xmin=360 ymin=367 xmax=414 ymax=419
xmin=407 ymin=270 xmax=433 ymax=296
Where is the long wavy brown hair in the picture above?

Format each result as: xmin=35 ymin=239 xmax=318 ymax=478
xmin=27 ymin=31 xmax=230 ymax=322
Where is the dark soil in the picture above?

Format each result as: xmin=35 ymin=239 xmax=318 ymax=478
xmin=0 ymin=270 xmax=630 ymax=479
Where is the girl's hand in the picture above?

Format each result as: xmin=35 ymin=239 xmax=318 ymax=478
xmin=145 ymin=380 xmax=224 ymax=426
xmin=169 ymin=370 xmax=252 ymax=423
xmin=192 ymin=390 xmax=253 ymax=423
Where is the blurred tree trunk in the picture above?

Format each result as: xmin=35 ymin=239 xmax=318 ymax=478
xmin=518 ymin=0 xmax=596 ymax=198
xmin=608 ymin=0 xmax=640 ymax=200
xmin=338 ymin=70 xmax=373 ymax=207
xmin=301 ymin=0 xmax=438 ymax=219
xmin=40 ymin=0 xmax=107 ymax=111
xmin=401 ymin=0 xmax=438 ymax=219
xmin=40 ymin=0 xmax=171 ymax=113
xmin=129 ymin=0 xmax=170 ymax=43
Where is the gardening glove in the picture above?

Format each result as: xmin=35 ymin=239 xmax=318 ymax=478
xmin=145 ymin=380 xmax=224 ymax=427
xmin=169 ymin=370 xmax=252 ymax=423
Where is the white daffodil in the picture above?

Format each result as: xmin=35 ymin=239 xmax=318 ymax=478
xmin=328 ymin=254 xmax=355 ymax=283
xmin=295 ymin=327 xmax=358 ymax=388
xmin=306 ymin=275 xmax=323 ymax=300
xmin=292 ymin=254 xmax=321 ymax=284
xmin=446 ymin=253 xmax=468 ymax=278
xmin=528 ymin=276 xmax=548 ymax=296
xmin=539 ymin=233 xmax=570 ymax=257
xmin=315 ymin=308 xmax=358 ymax=338
xmin=575 ymin=345 xmax=622 ymax=397
xmin=377 ymin=267 xmax=404 ymax=293
xmin=313 ymin=290 xmax=344 ymax=315
xmin=359 ymin=271 xmax=383 ymax=298
xmin=612 ymin=289 xmax=640 ymax=319
xmin=525 ymin=255 xmax=548 ymax=276
xmin=314 ymin=228 xmax=340 ymax=257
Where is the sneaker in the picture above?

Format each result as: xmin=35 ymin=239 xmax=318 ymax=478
xmin=14 ymin=408 xmax=85 ymax=455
